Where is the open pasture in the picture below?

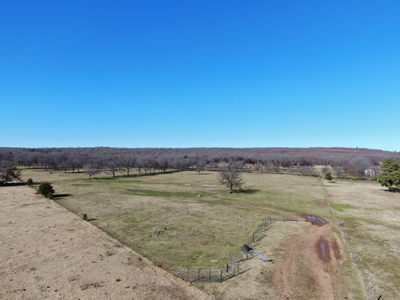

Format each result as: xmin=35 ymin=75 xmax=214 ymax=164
xmin=325 ymin=179 xmax=400 ymax=299
xmin=20 ymin=169 xmax=399 ymax=299
xmin=22 ymin=170 xmax=327 ymax=269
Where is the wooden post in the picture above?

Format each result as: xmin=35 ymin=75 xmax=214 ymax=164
xmin=198 ymin=268 xmax=200 ymax=281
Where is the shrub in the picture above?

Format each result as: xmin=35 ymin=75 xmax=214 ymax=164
xmin=38 ymin=182 xmax=55 ymax=199
xmin=325 ymin=172 xmax=333 ymax=182
xmin=27 ymin=178 xmax=33 ymax=186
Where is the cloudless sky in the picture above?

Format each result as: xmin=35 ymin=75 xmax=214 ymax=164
xmin=1 ymin=1 xmax=399 ymax=151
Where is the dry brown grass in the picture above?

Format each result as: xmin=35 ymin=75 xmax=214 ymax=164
xmin=19 ymin=169 xmax=398 ymax=299
xmin=21 ymin=170 xmax=329 ymax=270
xmin=325 ymin=179 xmax=400 ymax=299
xmin=0 ymin=185 xmax=211 ymax=300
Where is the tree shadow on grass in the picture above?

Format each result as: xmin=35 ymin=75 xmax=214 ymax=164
xmin=0 ymin=182 xmax=28 ymax=187
xmin=92 ymin=170 xmax=181 ymax=180
xmin=52 ymin=193 xmax=73 ymax=200
xmin=384 ymin=187 xmax=400 ymax=193
xmin=239 ymin=189 xmax=259 ymax=194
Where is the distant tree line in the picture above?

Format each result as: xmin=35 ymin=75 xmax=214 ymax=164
xmin=1 ymin=147 xmax=399 ymax=181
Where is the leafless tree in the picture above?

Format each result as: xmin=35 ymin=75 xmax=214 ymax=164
xmin=121 ymin=155 xmax=136 ymax=176
xmin=350 ymin=157 xmax=370 ymax=178
xmin=333 ymin=166 xmax=345 ymax=178
xmin=156 ymin=157 xmax=169 ymax=172
xmin=253 ymin=163 xmax=263 ymax=173
xmin=195 ymin=157 xmax=207 ymax=173
xmin=2 ymin=147 xmax=400 ymax=178
xmin=218 ymin=165 xmax=244 ymax=193
xmin=83 ymin=163 xmax=99 ymax=179
xmin=299 ymin=166 xmax=316 ymax=176
xmin=107 ymin=158 xmax=120 ymax=178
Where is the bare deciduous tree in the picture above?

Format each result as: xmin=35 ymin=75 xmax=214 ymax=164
xmin=218 ymin=166 xmax=244 ymax=193
xmin=107 ymin=158 xmax=120 ymax=178
xmin=122 ymin=155 xmax=136 ymax=176
xmin=83 ymin=163 xmax=99 ymax=179
xmin=195 ymin=157 xmax=207 ymax=174
xmin=333 ymin=166 xmax=344 ymax=178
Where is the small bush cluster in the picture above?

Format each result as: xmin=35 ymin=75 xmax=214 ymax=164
xmin=27 ymin=178 xmax=33 ymax=186
xmin=325 ymin=172 xmax=333 ymax=182
xmin=38 ymin=182 xmax=55 ymax=199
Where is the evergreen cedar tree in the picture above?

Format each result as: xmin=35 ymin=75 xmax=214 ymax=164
xmin=38 ymin=182 xmax=55 ymax=199
xmin=325 ymin=172 xmax=333 ymax=182
xmin=376 ymin=158 xmax=400 ymax=192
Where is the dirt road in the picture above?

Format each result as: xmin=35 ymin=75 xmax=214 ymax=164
xmin=272 ymin=221 xmax=350 ymax=300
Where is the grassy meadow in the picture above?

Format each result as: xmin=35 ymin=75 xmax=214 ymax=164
xmin=325 ymin=179 xmax=400 ymax=299
xmin=20 ymin=168 xmax=399 ymax=298
xmin=22 ymin=170 xmax=327 ymax=268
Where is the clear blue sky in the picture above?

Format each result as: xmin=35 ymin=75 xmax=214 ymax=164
xmin=1 ymin=1 xmax=399 ymax=151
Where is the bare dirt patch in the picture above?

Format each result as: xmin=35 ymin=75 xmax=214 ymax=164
xmin=272 ymin=222 xmax=349 ymax=300
xmin=196 ymin=221 xmax=312 ymax=299
xmin=316 ymin=236 xmax=331 ymax=264
xmin=331 ymin=237 xmax=342 ymax=260
xmin=0 ymin=185 xmax=212 ymax=300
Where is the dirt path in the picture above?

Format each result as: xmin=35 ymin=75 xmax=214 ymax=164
xmin=272 ymin=222 xmax=342 ymax=300
xmin=0 ymin=185 xmax=212 ymax=300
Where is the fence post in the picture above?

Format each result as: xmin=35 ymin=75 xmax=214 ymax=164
xmin=209 ymin=269 xmax=211 ymax=280
xmin=186 ymin=269 xmax=189 ymax=282
xmin=220 ymin=269 xmax=222 ymax=282
xmin=198 ymin=268 xmax=200 ymax=281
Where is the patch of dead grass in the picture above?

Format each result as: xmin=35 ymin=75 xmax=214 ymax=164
xmin=326 ymin=179 xmax=400 ymax=299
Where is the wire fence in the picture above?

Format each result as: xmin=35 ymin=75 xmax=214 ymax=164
xmin=242 ymin=214 xmax=303 ymax=248
xmin=185 ymin=251 xmax=252 ymax=282
xmin=186 ymin=268 xmax=224 ymax=282
xmin=184 ymin=214 xmax=304 ymax=283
